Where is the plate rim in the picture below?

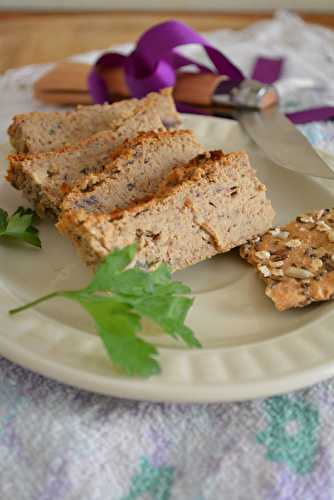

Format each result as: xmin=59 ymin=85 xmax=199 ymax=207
xmin=2 ymin=322 xmax=334 ymax=403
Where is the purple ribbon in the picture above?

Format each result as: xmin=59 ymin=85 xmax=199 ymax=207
xmin=88 ymin=20 xmax=334 ymax=125
xmin=251 ymin=56 xmax=284 ymax=85
xmin=286 ymin=107 xmax=334 ymax=125
xmin=89 ymin=20 xmax=243 ymax=101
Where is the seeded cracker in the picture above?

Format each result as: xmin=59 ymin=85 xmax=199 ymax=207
xmin=240 ymin=208 xmax=334 ymax=311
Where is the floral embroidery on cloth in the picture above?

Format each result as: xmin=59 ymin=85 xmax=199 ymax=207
xmin=257 ymin=396 xmax=320 ymax=475
xmin=121 ymin=457 xmax=175 ymax=500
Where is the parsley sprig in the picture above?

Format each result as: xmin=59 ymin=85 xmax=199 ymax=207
xmin=0 ymin=207 xmax=41 ymax=248
xmin=9 ymin=244 xmax=200 ymax=377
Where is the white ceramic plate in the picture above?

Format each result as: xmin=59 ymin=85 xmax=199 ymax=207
xmin=1 ymin=114 xmax=334 ymax=403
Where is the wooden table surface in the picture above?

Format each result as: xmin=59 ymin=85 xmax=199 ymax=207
xmin=1 ymin=10 xmax=334 ymax=74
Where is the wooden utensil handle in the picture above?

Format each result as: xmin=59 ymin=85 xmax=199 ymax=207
xmin=34 ymin=61 xmax=224 ymax=106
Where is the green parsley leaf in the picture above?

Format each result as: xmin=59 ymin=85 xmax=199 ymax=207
xmin=85 ymin=244 xmax=136 ymax=293
xmin=67 ymin=294 xmax=160 ymax=377
xmin=0 ymin=208 xmax=8 ymax=232
xmin=0 ymin=206 xmax=41 ymax=248
xmin=9 ymin=245 xmax=199 ymax=377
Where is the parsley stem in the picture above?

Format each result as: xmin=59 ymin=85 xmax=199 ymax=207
xmin=9 ymin=292 xmax=61 ymax=315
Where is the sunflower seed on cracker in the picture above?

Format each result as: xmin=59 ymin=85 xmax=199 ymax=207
xmin=286 ymin=239 xmax=301 ymax=248
xmin=316 ymin=221 xmax=331 ymax=232
xmin=298 ymin=215 xmax=314 ymax=223
xmin=285 ymin=266 xmax=314 ymax=279
xmin=255 ymin=250 xmax=271 ymax=260
xmin=257 ymin=265 xmax=271 ymax=277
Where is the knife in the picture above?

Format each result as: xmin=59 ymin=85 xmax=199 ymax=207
xmin=34 ymin=63 xmax=334 ymax=179
xmin=184 ymin=77 xmax=334 ymax=180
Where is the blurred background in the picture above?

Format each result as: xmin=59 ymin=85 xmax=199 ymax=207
xmin=0 ymin=1 xmax=333 ymax=75
xmin=0 ymin=1 xmax=333 ymax=10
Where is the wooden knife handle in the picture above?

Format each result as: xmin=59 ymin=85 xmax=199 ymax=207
xmin=33 ymin=61 xmax=224 ymax=107
xmin=34 ymin=62 xmax=129 ymax=104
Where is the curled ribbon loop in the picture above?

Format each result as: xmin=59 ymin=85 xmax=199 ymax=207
xmin=88 ymin=20 xmax=244 ymax=103
xmin=88 ymin=19 xmax=334 ymax=124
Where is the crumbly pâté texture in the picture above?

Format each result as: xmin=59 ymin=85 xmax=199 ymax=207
xmin=7 ymin=109 xmax=164 ymax=219
xmin=57 ymin=150 xmax=275 ymax=271
xmin=240 ymin=208 xmax=334 ymax=311
xmin=7 ymin=88 xmax=181 ymax=154
xmin=61 ymin=129 xmax=204 ymax=214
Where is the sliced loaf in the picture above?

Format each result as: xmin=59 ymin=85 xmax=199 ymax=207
xmin=8 ymin=88 xmax=180 ymax=154
xmin=61 ymin=130 xmax=204 ymax=214
xmin=57 ymin=150 xmax=275 ymax=271
xmin=7 ymin=109 xmax=164 ymax=219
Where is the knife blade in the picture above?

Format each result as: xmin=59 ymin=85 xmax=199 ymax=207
xmin=211 ymin=79 xmax=334 ymax=180
xmin=237 ymin=106 xmax=334 ymax=180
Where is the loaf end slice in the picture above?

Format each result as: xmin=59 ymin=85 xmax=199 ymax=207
xmin=61 ymin=129 xmax=204 ymax=214
xmin=240 ymin=208 xmax=334 ymax=311
xmin=7 ymin=109 xmax=164 ymax=219
xmin=7 ymin=88 xmax=180 ymax=154
xmin=57 ymin=150 xmax=275 ymax=271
